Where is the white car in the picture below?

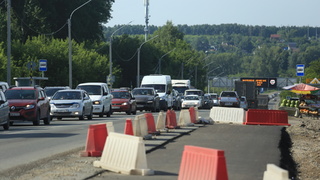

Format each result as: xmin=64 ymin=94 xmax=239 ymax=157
xmin=240 ymin=96 xmax=248 ymax=110
xmin=50 ymin=89 xmax=93 ymax=120
xmin=76 ymin=82 xmax=112 ymax=117
xmin=181 ymin=95 xmax=202 ymax=109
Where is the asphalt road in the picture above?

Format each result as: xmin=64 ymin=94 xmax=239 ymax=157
xmin=91 ymin=122 xmax=283 ymax=180
xmin=0 ymin=112 xmax=142 ymax=172
xmin=0 ymin=105 xmax=286 ymax=180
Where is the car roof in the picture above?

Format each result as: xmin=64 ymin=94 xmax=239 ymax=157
xmin=112 ymin=89 xmax=129 ymax=92
xmin=8 ymin=86 xmax=42 ymax=90
xmin=44 ymin=86 xmax=70 ymax=89
xmin=56 ymin=89 xmax=85 ymax=93
xmin=77 ymin=82 xmax=107 ymax=86
xmin=133 ymin=87 xmax=155 ymax=90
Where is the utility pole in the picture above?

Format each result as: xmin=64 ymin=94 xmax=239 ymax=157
xmin=144 ymin=0 xmax=149 ymax=42
xmin=7 ymin=0 xmax=11 ymax=85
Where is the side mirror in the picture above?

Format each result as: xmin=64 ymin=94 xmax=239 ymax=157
xmin=0 ymin=100 xmax=5 ymax=104
xmin=166 ymin=90 xmax=171 ymax=94
xmin=84 ymin=96 xmax=90 ymax=100
xmin=103 ymin=92 xmax=108 ymax=95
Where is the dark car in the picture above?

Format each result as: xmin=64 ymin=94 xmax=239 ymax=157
xmin=202 ymin=94 xmax=214 ymax=109
xmin=5 ymin=86 xmax=51 ymax=125
xmin=0 ymin=90 xmax=10 ymax=130
xmin=111 ymin=89 xmax=137 ymax=115
xmin=44 ymin=86 xmax=70 ymax=100
xmin=131 ymin=87 xmax=160 ymax=112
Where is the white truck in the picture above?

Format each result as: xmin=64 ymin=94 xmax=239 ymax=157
xmin=141 ymin=74 xmax=173 ymax=110
xmin=172 ymin=79 xmax=191 ymax=94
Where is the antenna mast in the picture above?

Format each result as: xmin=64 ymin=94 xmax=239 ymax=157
xmin=144 ymin=0 xmax=149 ymax=41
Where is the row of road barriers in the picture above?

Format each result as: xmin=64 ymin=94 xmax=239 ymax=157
xmin=209 ymin=107 xmax=291 ymax=126
xmin=80 ymin=107 xmax=290 ymax=179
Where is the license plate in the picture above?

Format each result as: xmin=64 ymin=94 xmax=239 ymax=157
xmin=56 ymin=109 xmax=69 ymax=112
xmin=10 ymin=112 xmax=20 ymax=116
xmin=137 ymin=105 xmax=143 ymax=107
xmin=112 ymin=106 xmax=120 ymax=109
xmin=225 ymin=102 xmax=232 ymax=105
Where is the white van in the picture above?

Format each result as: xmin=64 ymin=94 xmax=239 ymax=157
xmin=140 ymin=74 xmax=173 ymax=110
xmin=0 ymin=82 xmax=9 ymax=92
xmin=76 ymin=82 xmax=112 ymax=117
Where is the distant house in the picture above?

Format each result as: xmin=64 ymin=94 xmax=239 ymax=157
xmin=287 ymin=42 xmax=299 ymax=52
xmin=270 ymin=34 xmax=281 ymax=40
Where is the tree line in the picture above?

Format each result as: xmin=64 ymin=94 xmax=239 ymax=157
xmin=1 ymin=1 xmax=320 ymax=91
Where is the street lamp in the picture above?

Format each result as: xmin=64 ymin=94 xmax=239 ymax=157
xmin=109 ymin=21 xmax=132 ymax=88
xmin=158 ymin=48 xmax=175 ymax=74
xmin=68 ymin=0 xmax=91 ymax=88
xmin=206 ymin=66 xmax=221 ymax=93
xmin=7 ymin=0 xmax=11 ymax=85
xmin=137 ymin=35 xmax=158 ymax=87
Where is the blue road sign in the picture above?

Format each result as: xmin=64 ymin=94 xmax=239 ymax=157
xmin=296 ymin=64 xmax=304 ymax=76
xmin=39 ymin=59 xmax=47 ymax=71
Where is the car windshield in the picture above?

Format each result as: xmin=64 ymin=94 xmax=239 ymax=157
xmin=210 ymin=95 xmax=218 ymax=99
xmin=111 ymin=91 xmax=130 ymax=99
xmin=52 ymin=91 xmax=81 ymax=100
xmin=221 ymin=92 xmax=237 ymax=97
xmin=5 ymin=90 xmax=36 ymax=100
xmin=185 ymin=90 xmax=202 ymax=96
xmin=45 ymin=88 xmax=65 ymax=97
xmin=185 ymin=96 xmax=199 ymax=100
xmin=132 ymin=89 xmax=154 ymax=96
xmin=77 ymin=85 xmax=101 ymax=95
xmin=141 ymin=84 xmax=165 ymax=93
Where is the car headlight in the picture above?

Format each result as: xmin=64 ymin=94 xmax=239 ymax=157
xmin=25 ymin=104 xmax=35 ymax=110
xmin=93 ymin=101 xmax=101 ymax=105
xmin=147 ymin=101 xmax=154 ymax=103
xmin=71 ymin=103 xmax=80 ymax=108
xmin=122 ymin=102 xmax=128 ymax=106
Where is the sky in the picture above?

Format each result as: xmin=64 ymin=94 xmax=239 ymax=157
xmin=106 ymin=0 xmax=320 ymax=27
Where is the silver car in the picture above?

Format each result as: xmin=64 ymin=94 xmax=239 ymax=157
xmin=50 ymin=89 xmax=93 ymax=120
xmin=0 ymin=90 xmax=9 ymax=130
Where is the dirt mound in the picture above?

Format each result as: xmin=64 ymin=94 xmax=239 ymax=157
xmin=285 ymin=117 xmax=320 ymax=180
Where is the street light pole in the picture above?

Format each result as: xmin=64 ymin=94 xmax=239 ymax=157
xmin=158 ymin=48 xmax=175 ymax=74
xmin=109 ymin=21 xmax=132 ymax=88
xmin=7 ymin=0 xmax=11 ymax=85
xmin=137 ymin=35 xmax=158 ymax=87
xmin=68 ymin=0 xmax=91 ymax=88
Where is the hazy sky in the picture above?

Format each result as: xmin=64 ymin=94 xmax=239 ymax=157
xmin=106 ymin=0 xmax=320 ymax=27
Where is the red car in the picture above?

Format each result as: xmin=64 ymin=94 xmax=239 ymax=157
xmin=5 ymin=86 xmax=51 ymax=125
xmin=111 ymin=89 xmax=137 ymax=115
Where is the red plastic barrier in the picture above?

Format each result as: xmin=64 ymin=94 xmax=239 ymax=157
xmin=80 ymin=124 xmax=108 ymax=157
xmin=244 ymin=109 xmax=290 ymax=126
xmin=189 ymin=107 xmax=197 ymax=123
xmin=178 ymin=145 xmax=228 ymax=180
xmin=144 ymin=113 xmax=160 ymax=135
xmin=166 ymin=110 xmax=180 ymax=129
xmin=124 ymin=118 xmax=134 ymax=135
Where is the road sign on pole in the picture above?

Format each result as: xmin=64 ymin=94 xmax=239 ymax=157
xmin=296 ymin=64 xmax=304 ymax=76
xmin=39 ymin=59 xmax=47 ymax=71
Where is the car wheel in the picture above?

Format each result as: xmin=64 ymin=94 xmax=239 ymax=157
xmin=79 ymin=108 xmax=85 ymax=120
xmin=132 ymin=108 xmax=137 ymax=115
xmin=99 ymin=107 xmax=104 ymax=117
xmin=151 ymin=102 xmax=156 ymax=112
xmin=33 ymin=111 xmax=40 ymax=126
xmin=126 ymin=108 xmax=131 ymax=115
xmin=87 ymin=107 xmax=93 ymax=120
xmin=43 ymin=110 xmax=51 ymax=125
xmin=106 ymin=106 xmax=112 ymax=117
xmin=3 ymin=117 xmax=10 ymax=130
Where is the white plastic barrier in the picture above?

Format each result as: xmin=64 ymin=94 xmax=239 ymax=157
xmin=94 ymin=132 xmax=154 ymax=176
xmin=263 ymin=164 xmax=289 ymax=180
xmin=133 ymin=114 xmax=148 ymax=138
xmin=209 ymin=107 xmax=246 ymax=124
xmin=178 ymin=109 xmax=192 ymax=127
xmin=106 ymin=122 xmax=114 ymax=133
xmin=156 ymin=111 xmax=166 ymax=131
